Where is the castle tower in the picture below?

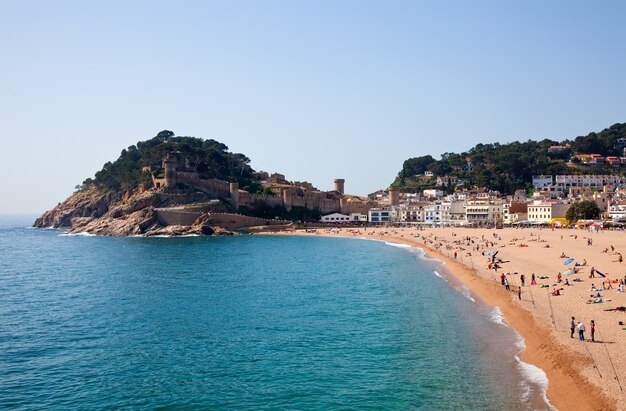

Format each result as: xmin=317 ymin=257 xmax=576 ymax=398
xmin=229 ymin=182 xmax=239 ymax=210
xmin=163 ymin=154 xmax=177 ymax=187
xmin=389 ymin=187 xmax=400 ymax=206
xmin=334 ymin=178 xmax=345 ymax=194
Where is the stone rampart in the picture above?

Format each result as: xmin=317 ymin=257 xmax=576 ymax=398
xmin=155 ymin=208 xmax=203 ymax=226
xmin=205 ymin=213 xmax=291 ymax=230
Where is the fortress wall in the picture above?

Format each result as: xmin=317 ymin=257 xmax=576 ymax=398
xmin=206 ymin=213 xmax=291 ymax=230
xmin=155 ymin=209 xmax=203 ymax=226
xmin=320 ymin=198 xmax=341 ymax=213
xmin=340 ymin=200 xmax=376 ymax=215
xmin=176 ymin=175 xmax=230 ymax=199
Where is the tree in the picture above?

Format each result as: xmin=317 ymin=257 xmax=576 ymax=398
xmin=566 ymin=201 xmax=601 ymax=223
xmin=399 ymin=155 xmax=436 ymax=179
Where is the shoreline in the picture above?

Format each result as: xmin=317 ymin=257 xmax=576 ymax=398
xmin=260 ymin=227 xmax=618 ymax=411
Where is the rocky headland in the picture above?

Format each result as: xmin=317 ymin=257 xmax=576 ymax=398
xmin=33 ymin=186 xmax=239 ymax=236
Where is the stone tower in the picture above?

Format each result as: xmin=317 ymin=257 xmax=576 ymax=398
xmin=389 ymin=187 xmax=400 ymax=206
xmin=334 ymin=178 xmax=345 ymax=194
xmin=163 ymin=154 xmax=177 ymax=187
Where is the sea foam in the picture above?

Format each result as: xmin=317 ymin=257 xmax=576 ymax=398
xmin=59 ymin=231 xmax=96 ymax=237
xmin=515 ymin=339 xmax=556 ymax=410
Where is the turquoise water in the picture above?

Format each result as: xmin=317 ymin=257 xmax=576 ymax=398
xmin=0 ymin=215 xmax=551 ymax=409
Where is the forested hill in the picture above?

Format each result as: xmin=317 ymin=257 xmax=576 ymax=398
xmin=83 ymin=130 xmax=258 ymax=192
xmin=397 ymin=122 xmax=626 ymax=194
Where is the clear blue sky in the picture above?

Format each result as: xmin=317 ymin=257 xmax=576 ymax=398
xmin=2 ymin=1 xmax=625 ymax=213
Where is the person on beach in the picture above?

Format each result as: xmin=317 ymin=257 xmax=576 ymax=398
xmin=504 ymin=278 xmax=510 ymax=291
xmin=531 ymin=273 xmax=536 ymax=285
xmin=520 ymin=274 xmax=525 ymax=287
xmin=501 ymin=273 xmax=505 ymax=286
xmin=590 ymin=320 xmax=596 ymax=342
xmin=590 ymin=266 xmax=595 ymax=278
xmin=454 ymin=251 xmax=457 ymax=259
xmin=557 ymin=272 xmax=562 ymax=283
xmin=577 ymin=321 xmax=585 ymax=341
xmin=517 ymin=287 xmax=521 ymax=300
xmin=570 ymin=317 xmax=575 ymax=338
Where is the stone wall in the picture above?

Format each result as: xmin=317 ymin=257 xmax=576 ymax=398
xmin=204 ymin=213 xmax=291 ymax=230
xmin=155 ymin=208 xmax=203 ymax=226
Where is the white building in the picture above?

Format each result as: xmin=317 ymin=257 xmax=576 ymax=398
xmin=555 ymin=175 xmax=622 ymax=189
xmin=423 ymin=203 xmax=443 ymax=224
xmin=423 ymin=189 xmax=444 ymax=199
xmin=320 ymin=213 xmax=352 ymax=223
xmin=368 ymin=207 xmax=395 ymax=223
xmin=349 ymin=213 xmax=368 ymax=222
xmin=608 ymin=201 xmax=626 ymax=222
xmin=527 ymin=202 xmax=570 ymax=223
xmin=532 ymin=175 xmax=553 ymax=188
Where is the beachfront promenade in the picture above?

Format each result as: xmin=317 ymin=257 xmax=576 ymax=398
xmin=266 ymin=226 xmax=626 ymax=410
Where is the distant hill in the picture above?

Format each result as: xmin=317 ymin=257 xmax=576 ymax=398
xmin=397 ymin=122 xmax=626 ymax=194
xmin=84 ymin=130 xmax=258 ymax=193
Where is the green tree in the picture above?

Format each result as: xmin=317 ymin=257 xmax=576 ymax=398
xmin=566 ymin=201 xmax=601 ymax=222
xmin=399 ymin=155 xmax=436 ymax=179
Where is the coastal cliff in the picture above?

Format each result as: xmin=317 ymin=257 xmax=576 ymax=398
xmin=33 ymin=186 xmax=235 ymax=236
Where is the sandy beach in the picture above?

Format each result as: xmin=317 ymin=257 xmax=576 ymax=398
xmin=261 ymin=226 xmax=626 ymax=410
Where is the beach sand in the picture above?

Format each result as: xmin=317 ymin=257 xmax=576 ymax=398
xmin=261 ymin=226 xmax=626 ymax=410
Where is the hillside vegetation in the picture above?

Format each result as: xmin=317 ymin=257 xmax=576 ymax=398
xmin=84 ymin=130 xmax=258 ymax=192
xmin=398 ymin=123 xmax=626 ymax=194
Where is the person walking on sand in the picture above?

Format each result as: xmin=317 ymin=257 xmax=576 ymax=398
xmin=520 ymin=274 xmax=525 ymax=287
xmin=590 ymin=266 xmax=595 ymax=278
xmin=590 ymin=320 xmax=596 ymax=342
xmin=501 ymin=273 xmax=506 ymax=286
xmin=505 ymin=278 xmax=510 ymax=291
xmin=578 ymin=321 xmax=585 ymax=341
xmin=531 ymin=273 xmax=536 ymax=285
xmin=570 ymin=317 xmax=575 ymax=338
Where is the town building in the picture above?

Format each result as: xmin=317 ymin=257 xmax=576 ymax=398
xmin=555 ymin=175 xmax=622 ymax=189
xmin=527 ymin=202 xmax=570 ymax=223
xmin=368 ymin=207 xmax=395 ymax=223
xmin=532 ymin=175 xmax=553 ymax=188
xmin=320 ymin=213 xmax=351 ymax=223
xmin=464 ymin=199 xmax=504 ymax=226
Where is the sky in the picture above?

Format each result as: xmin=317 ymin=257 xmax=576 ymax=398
xmin=1 ymin=1 xmax=625 ymax=213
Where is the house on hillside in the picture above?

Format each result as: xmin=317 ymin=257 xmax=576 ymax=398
xmin=548 ymin=144 xmax=570 ymax=153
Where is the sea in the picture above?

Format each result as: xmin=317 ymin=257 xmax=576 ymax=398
xmin=0 ymin=214 xmax=553 ymax=410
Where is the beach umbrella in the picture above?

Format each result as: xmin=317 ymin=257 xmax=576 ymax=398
xmin=563 ymin=269 xmax=575 ymax=275
xmin=563 ymin=258 xmax=574 ymax=265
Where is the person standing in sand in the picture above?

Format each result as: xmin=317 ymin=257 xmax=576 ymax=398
xmin=577 ymin=321 xmax=585 ymax=341
xmin=590 ymin=320 xmax=596 ymax=342
xmin=570 ymin=317 xmax=575 ymax=338
xmin=520 ymin=274 xmax=525 ymax=287
xmin=590 ymin=266 xmax=595 ymax=278
xmin=531 ymin=273 xmax=536 ymax=285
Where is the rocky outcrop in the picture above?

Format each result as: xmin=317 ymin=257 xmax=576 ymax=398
xmin=34 ymin=185 xmax=238 ymax=237
xmin=34 ymin=186 xmax=114 ymax=228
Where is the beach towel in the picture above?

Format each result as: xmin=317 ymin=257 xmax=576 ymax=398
xmin=595 ymin=270 xmax=607 ymax=278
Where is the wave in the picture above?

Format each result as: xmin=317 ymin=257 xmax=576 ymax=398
xmin=457 ymin=285 xmax=476 ymax=303
xmin=383 ymin=241 xmax=412 ymax=249
xmin=59 ymin=232 xmax=96 ymax=237
xmin=515 ymin=339 xmax=556 ymax=410
xmin=489 ymin=307 xmax=506 ymax=326
xmin=432 ymin=270 xmax=449 ymax=283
